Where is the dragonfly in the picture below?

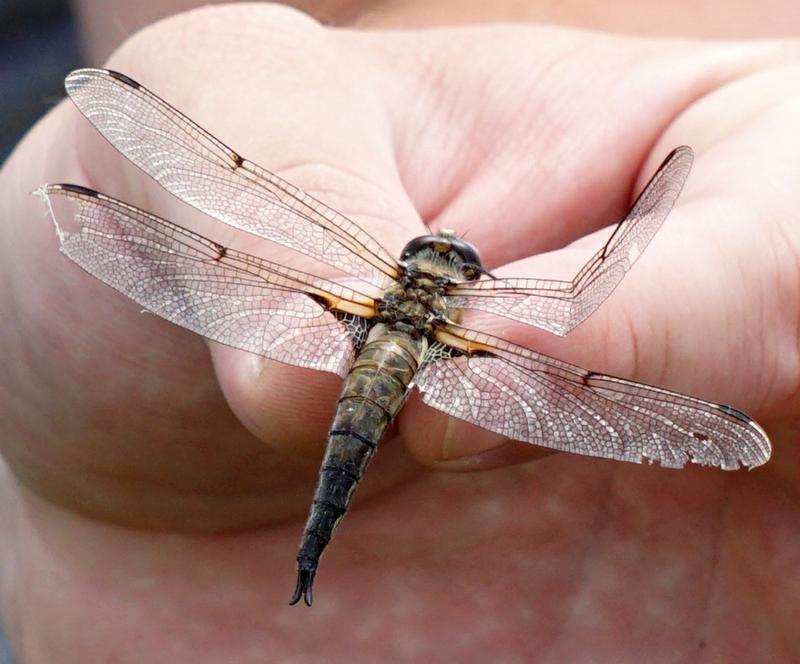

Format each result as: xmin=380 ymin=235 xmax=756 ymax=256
xmin=36 ymin=69 xmax=772 ymax=607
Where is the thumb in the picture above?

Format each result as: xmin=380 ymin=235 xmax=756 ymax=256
xmin=82 ymin=7 xmax=426 ymax=458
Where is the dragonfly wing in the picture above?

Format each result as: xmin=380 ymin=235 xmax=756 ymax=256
xmin=37 ymin=184 xmax=376 ymax=377
xmin=446 ymin=146 xmax=694 ymax=336
xmin=63 ymin=68 xmax=399 ymax=290
xmin=414 ymin=324 xmax=771 ymax=470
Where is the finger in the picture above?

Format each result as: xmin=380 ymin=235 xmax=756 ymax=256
xmin=3 ymin=105 xmax=244 ymax=526
xmin=364 ymin=26 xmax=799 ymax=271
xmin=67 ymin=6 xmax=426 ymax=458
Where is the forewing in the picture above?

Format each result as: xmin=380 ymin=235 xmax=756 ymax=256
xmin=37 ymin=184 xmax=376 ymax=377
xmin=415 ymin=324 xmax=771 ymax=470
xmin=63 ymin=68 xmax=399 ymax=289
xmin=446 ymin=147 xmax=694 ymax=336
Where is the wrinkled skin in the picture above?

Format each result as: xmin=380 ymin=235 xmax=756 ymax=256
xmin=1 ymin=5 xmax=799 ymax=662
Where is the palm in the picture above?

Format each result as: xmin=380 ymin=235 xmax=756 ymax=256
xmin=1 ymin=6 xmax=797 ymax=661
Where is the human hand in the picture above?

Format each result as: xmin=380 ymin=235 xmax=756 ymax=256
xmin=1 ymin=5 xmax=798 ymax=660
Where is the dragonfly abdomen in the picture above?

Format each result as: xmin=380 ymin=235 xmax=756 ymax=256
xmin=290 ymin=326 xmax=427 ymax=606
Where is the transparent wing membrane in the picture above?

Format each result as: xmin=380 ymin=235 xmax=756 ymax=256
xmin=416 ymin=325 xmax=770 ymax=470
xmin=64 ymin=68 xmax=399 ymax=290
xmin=37 ymin=184 xmax=372 ymax=377
xmin=446 ymin=147 xmax=694 ymax=336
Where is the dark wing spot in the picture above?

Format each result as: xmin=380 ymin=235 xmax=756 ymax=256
xmin=212 ymin=244 xmax=227 ymax=262
xmin=106 ymin=70 xmax=142 ymax=89
xmin=59 ymin=184 xmax=100 ymax=197
xmin=230 ymin=151 xmax=244 ymax=169
xmin=718 ymin=404 xmax=753 ymax=423
xmin=691 ymin=432 xmax=709 ymax=441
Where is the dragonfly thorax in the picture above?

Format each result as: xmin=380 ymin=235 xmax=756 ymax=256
xmin=379 ymin=233 xmax=483 ymax=336
xmin=377 ymin=274 xmax=450 ymax=337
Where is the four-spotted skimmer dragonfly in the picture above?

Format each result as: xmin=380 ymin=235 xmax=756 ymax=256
xmin=37 ymin=69 xmax=771 ymax=607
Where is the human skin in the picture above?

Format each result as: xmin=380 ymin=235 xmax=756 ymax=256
xmin=2 ymin=3 xmax=800 ymax=661
xmin=72 ymin=0 xmax=800 ymax=63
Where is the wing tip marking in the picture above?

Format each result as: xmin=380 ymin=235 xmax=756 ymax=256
xmin=106 ymin=69 xmax=142 ymax=89
xmin=49 ymin=183 xmax=100 ymax=198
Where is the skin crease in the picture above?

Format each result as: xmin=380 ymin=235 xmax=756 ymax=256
xmin=1 ymin=3 xmax=800 ymax=661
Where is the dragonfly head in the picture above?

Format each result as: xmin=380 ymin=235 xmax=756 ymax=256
xmin=400 ymin=230 xmax=485 ymax=282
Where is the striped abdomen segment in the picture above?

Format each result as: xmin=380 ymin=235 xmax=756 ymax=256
xmin=290 ymin=327 xmax=426 ymax=606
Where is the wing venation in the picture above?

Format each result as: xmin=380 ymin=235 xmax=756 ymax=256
xmin=64 ymin=68 xmax=399 ymax=290
xmin=446 ymin=147 xmax=694 ymax=335
xmin=37 ymin=184 xmax=375 ymax=377
xmin=415 ymin=323 xmax=771 ymax=470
